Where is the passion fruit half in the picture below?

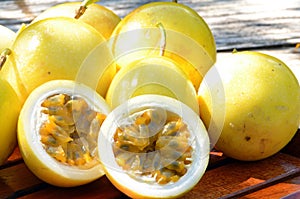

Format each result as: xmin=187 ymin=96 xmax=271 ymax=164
xmin=18 ymin=80 xmax=111 ymax=187
xmin=98 ymin=94 xmax=210 ymax=198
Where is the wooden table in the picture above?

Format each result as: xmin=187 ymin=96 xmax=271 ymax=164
xmin=1 ymin=0 xmax=300 ymax=198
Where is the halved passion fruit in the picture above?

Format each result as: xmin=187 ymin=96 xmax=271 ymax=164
xmin=98 ymin=94 xmax=210 ymax=198
xmin=18 ymin=80 xmax=111 ymax=187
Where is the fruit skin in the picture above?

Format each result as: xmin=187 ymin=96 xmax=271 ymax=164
xmin=106 ymin=56 xmax=200 ymax=114
xmin=18 ymin=80 xmax=111 ymax=187
xmin=0 ymin=78 xmax=21 ymax=165
xmin=0 ymin=25 xmax=15 ymax=52
xmin=198 ymin=51 xmax=300 ymax=161
xmin=109 ymin=2 xmax=216 ymax=90
xmin=1 ymin=17 xmax=115 ymax=104
xmin=31 ymin=2 xmax=121 ymax=39
xmin=98 ymin=94 xmax=210 ymax=198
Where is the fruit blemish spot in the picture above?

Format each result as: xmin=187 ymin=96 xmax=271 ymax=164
xmin=112 ymin=107 xmax=193 ymax=184
xmin=38 ymin=93 xmax=106 ymax=168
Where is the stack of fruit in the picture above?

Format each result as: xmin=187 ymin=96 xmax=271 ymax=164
xmin=0 ymin=1 xmax=299 ymax=198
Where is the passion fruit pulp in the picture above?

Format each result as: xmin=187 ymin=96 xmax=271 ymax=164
xmin=18 ymin=80 xmax=111 ymax=187
xmin=98 ymin=94 xmax=210 ymax=198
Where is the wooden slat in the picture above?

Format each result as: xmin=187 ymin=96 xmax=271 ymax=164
xmin=3 ymin=152 xmax=299 ymax=199
xmin=0 ymin=163 xmax=43 ymax=198
xmin=19 ymin=177 xmax=129 ymax=199
xmin=0 ymin=151 xmax=228 ymax=198
xmin=188 ymin=0 xmax=300 ymax=50
xmin=3 ymin=147 xmax=22 ymax=164
xmin=181 ymin=153 xmax=300 ymax=199
xmin=242 ymin=176 xmax=300 ymax=199
xmin=282 ymin=190 xmax=300 ymax=199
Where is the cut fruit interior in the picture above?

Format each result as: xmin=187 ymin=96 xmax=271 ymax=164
xmin=105 ymin=56 xmax=199 ymax=114
xmin=18 ymin=80 xmax=111 ymax=187
xmin=98 ymin=94 xmax=210 ymax=198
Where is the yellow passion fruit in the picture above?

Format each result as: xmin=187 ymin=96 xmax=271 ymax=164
xmin=98 ymin=94 xmax=210 ymax=198
xmin=18 ymin=80 xmax=111 ymax=187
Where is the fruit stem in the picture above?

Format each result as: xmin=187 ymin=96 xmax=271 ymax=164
xmin=232 ymin=48 xmax=238 ymax=53
xmin=172 ymin=0 xmax=178 ymax=3
xmin=0 ymin=48 xmax=12 ymax=70
xmin=75 ymin=0 xmax=99 ymax=19
xmin=156 ymin=23 xmax=167 ymax=56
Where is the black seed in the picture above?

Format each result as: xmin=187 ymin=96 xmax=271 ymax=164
xmin=245 ymin=136 xmax=251 ymax=141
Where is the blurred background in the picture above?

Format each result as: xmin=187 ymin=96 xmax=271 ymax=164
xmin=1 ymin=0 xmax=300 ymax=51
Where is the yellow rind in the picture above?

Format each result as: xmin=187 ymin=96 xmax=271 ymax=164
xmin=0 ymin=25 xmax=15 ymax=52
xmin=0 ymin=78 xmax=21 ymax=165
xmin=31 ymin=2 xmax=121 ymax=39
xmin=106 ymin=56 xmax=199 ymax=114
xmin=18 ymin=80 xmax=111 ymax=187
xmin=1 ymin=17 xmax=115 ymax=105
xmin=109 ymin=2 xmax=216 ymax=90
xmin=98 ymin=94 xmax=210 ymax=198
xmin=198 ymin=51 xmax=300 ymax=161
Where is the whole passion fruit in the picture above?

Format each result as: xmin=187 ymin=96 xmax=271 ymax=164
xmin=98 ymin=94 xmax=210 ymax=198
xmin=106 ymin=56 xmax=199 ymax=114
xmin=31 ymin=2 xmax=121 ymax=39
xmin=18 ymin=80 xmax=111 ymax=187
xmin=0 ymin=25 xmax=15 ymax=52
xmin=1 ymin=17 xmax=115 ymax=104
xmin=198 ymin=51 xmax=300 ymax=161
xmin=109 ymin=2 xmax=216 ymax=90
xmin=0 ymin=78 xmax=21 ymax=165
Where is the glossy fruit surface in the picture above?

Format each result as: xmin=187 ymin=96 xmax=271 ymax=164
xmin=0 ymin=24 xmax=15 ymax=52
xmin=18 ymin=80 xmax=111 ymax=187
xmin=109 ymin=2 xmax=216 ymax=90
xmin=0 ymin=78 xmax=21 ymax=165
xmin=1 ymin=17 xmax=115 ymax=104
xmin=106 ymin=56 xmax=199 ymax=114
xmin=198 ymin=51 xmax=300 ymax=161
xmin=98 ymin=94 xmax=210 ymax=198
xmin=32 ymin=2 xmax=121 ymax=39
